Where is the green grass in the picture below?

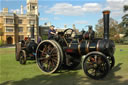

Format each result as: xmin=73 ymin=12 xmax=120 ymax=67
xmin=0 ymin=45 xmax=128 ymax=85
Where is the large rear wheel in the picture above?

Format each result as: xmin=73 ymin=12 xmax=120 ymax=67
xmin=36 ymin=40 xmax=63 ymax=74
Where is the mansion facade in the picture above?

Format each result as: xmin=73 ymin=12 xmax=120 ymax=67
xmin=0 ymin=0 xmax=39 ymax=44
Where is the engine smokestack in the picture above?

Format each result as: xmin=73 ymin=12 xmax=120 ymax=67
xmin=103 ymin=10 xmax=110 ymax=40
xmin=31 ymin=25 xmax=34 ymax=39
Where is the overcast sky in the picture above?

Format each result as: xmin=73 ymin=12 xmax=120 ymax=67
xmin=0 ymin=0 xmax=128 ymax=31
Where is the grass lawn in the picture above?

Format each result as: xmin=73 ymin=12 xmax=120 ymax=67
xmin=0 ymin=45 xmax=128 ymax=85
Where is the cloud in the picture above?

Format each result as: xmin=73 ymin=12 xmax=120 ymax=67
xmin=44 ymin=0 xmax=128 ymax=18
xmin=45 ymin=3 xmax=101 ymax=16
xmin=104 ymin=0 xmax=128 ymax=17
xmin=10 ymin=9 xmax=20 ymax=14
xmin=45 ymin=3 xmax=84 ymax=16
xmin=53 ymin=17 xmax=60 ymax=20
xmin=40 ymin=17 xmax=49 ymax=21
xmin=82 ymin=3 xmax=101 ymax=12
xmin=74 ymin=20 xmax=88 ymax=24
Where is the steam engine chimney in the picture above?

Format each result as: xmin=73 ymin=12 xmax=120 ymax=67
xmin=31 ymin=25 xmax=35 ymax=39
xmin=103 ymin=10 xmax=110 ymax=40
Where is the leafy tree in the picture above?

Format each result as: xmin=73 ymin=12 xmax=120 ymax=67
xmin=95 ymin=18 xmax=119 ymax=41
xmin=124 ymin=5 xmax=128 ymax=12
xmin=120 ymin=5 xmax=128 ymax=29
xmin=118 ymin=5 xmax=128 ymax=44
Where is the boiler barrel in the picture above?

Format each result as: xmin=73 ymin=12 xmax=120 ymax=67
xmin=79 ymin=40 xmax=99 ymax=55
xmin=68 ymin=39 xmax=114 ymax=56
xmin=68 ymin=40 xmax=99 ymax=55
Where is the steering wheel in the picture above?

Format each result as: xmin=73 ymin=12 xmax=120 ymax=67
xmin=63 ymin=28 xmax=75 ymax=38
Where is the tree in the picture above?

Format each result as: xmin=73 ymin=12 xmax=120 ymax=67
xmin=118 ymin=5 xmax=128 ymax=44
xmin=124 ymin=5 xmax=128 ymax=12
xmin=122 ymin=5 xmax=128 ymax=37
xmin=120 ymin=5 xmax=128 ymax=28
xmin=95 ymin=18 xmax=119 ymax=41
xmin=0 ymin=29 xmax=3 ymax=39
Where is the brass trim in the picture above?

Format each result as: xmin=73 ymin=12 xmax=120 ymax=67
xmin=86 ymin=41 xmax=90 ymax=53
xmin=69 ymin=41 xmax=72 ymax=48
xmin=96 ymin=40 xmax=100 ymax=51
xmin=63 ymin=37 xmax=68 ymax=47
xmin=78 ymin=44 xmax=81 ymax=55
xmin=103 ymin=10 xmax=110 ymax=14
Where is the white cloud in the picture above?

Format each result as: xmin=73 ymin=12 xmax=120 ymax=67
xmin=104 ymin=0 xmax=128 ymax=17
xmin=106 ymin=0 xmax=125 ymax=2
xmin=45 ymin=3 xmax=84 ymax=16
xmin=40 ymin=17 xmax=49 ymax=21
xmin=74 ymin=20 xmax=88 ymax=24
xmin=53 ymin=17 xmax=60 ymax=20
xmin=111 ymin=11 xmax=123 ymax=17
xmin=44 ymin=0 xmax=128 ymax=18
xmin=45 ymin=3 xmax=101 ymax=16
xmin=82 ymin=3 xmax=101 ymax=12
xmin=10 ymin=9 xmax=20 ymax=14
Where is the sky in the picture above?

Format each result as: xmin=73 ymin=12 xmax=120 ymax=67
xmin=0 ymin=0 xmax=128 ymax=31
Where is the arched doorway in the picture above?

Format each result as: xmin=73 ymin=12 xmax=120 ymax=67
xmin=7 ymin=37 xmax=13 ymax=44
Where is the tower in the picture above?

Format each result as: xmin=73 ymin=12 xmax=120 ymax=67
xmin=21 ymin=5 xmax=23 ymax=14
xmin=27 ymin=0 xmax=38 ymax=15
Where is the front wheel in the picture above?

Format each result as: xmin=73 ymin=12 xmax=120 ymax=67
xmin=107 ymin=56 xmax=115 ymax=69
xmin=19 ymin=50 xmax=26 ymax=65
xmin=82 ymin=51 xmax=110 ymax=80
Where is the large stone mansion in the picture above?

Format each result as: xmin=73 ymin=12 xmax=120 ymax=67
xmin=0 ymin=0 xmax=39 ymax=44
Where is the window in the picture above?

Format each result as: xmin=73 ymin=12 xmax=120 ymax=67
xmin=29 ymin=20 xmax=35 ymax=24
xmin=28 ymin=27 xmax=36 ymax=32
xmin=32 ymin=6 xmax=35 ymax=10
xmin=28 ymin=27 xmax=31 ymax=32
xmin=18 ymin=27 xmax=23 ymax=32
xmin=18 ymin=19 xmax=22 ymax=24
xmin=6 ymin=19 xmax=13 ymax=24
xmin=6 ymin=27 xmax=13 ymax=32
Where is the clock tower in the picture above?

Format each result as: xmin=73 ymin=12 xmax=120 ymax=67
xmin=27 ymin=0 xmax=38 ymax=15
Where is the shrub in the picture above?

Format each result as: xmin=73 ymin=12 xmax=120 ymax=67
xmin=0 ymin=40 xmax=3 ymax=46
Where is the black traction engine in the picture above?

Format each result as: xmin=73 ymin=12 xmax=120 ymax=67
xmin=35 ymin=10 xmax=115 ymax=79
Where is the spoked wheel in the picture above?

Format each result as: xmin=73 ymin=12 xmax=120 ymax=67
xmin=19 ymin=50 xmax=26 ymax=64
xmin=82 ymin=51 xmax=110 ymax=80
xmin=16 ymin=42 xmax=21 ymax=61
xmin=107 ymin=56 xmax=115 ymax=69
xmin=36 ymin=40 xmax=63 ymax=74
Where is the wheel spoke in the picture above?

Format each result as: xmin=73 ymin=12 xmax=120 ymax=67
xmin=39 ymin=57 xmax=46 ymax=60
xmin=50 ymin=47 xmax=56 ymax=54
xmin=51 ymin=54 xmax=57 ymax=56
